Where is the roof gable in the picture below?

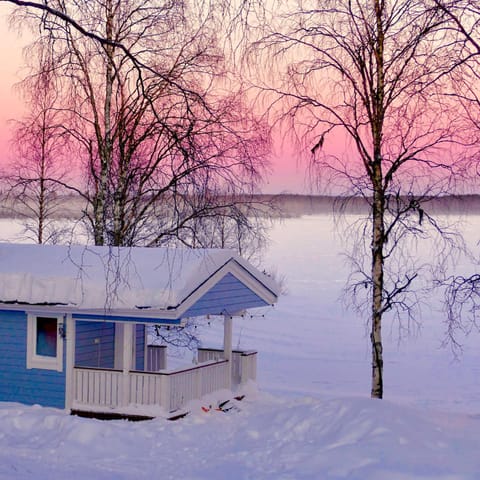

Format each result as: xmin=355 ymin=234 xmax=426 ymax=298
xmin=183 ymin=272 xmax=268 ymax=317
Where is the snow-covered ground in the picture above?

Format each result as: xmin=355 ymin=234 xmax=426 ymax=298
xmin=1 ymin=214 xmax=480 ymax=479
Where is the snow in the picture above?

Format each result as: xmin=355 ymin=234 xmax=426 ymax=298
xmin=1 ymin=214 xmax=480 ymax=479
xmin=0 ymin=243 xmax=277 ymax=310
xmin=0 ymin=392 xmax=479 ymax=479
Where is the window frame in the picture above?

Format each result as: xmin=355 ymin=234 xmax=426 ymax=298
xmin=26 ymin=313 xmax=64 ymax=372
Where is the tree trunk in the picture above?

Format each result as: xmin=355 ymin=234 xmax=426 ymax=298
xmin=93 ymin=0 xmax=115 ymax=246
xmin=371 ymin=180 xmax=385 ymax=398
xmin=370 ymin=0 xmax=386 ymax=399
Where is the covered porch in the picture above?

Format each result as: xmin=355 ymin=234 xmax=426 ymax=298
xmin=66 ymin=315 xmax=258 ymax=416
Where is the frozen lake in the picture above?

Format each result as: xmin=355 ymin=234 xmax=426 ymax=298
xmin=200 ymin=213 xmax=480 ymax=413
xmin=1 ymin=213 xmax=480 ymax=413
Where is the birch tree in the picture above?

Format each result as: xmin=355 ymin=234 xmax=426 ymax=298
xmin=432 ymin=0 xmax=480 ymax=348
xmin=246 ymin=0 xmax=459 ymax=398
xmin=8 ymin=0 xmax=270 ymax=250
xmin=3 ymin=46 xmax=70 ymax=244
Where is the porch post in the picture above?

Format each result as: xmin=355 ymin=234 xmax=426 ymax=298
xmin=121 ymin=322 xmax=134 ymax=406
xmin=223 ymin=315 xmax=233 ymax=389
xmin=64 ymin=314 xmax=75 ymax=411
xmin=114 ymin=323 xmax=124 ymax=369
xmin=143 ymin=324 xmax=149 ymax=372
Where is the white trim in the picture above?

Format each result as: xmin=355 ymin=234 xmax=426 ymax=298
xmin=132 ymin=324 xmax=137 ymax=369
xmin=64 ymin=314 xmax=75 ymax=410
xmin=123 ymin=323 xmax=134 ymax=372
xmin=26 ymin=313 xmax=64 ymax=372
xmin=114 ymin=323 xmax=124 ymax=370
xmin=229 ymin=259 xmax=279 ymax=304
xmin=223 ymin=315 xmax=233 ymax=390
xmin=172 ymin=260 xmax=278 ymax=317
xmin=143 ymin=325 xmax=148 ymax=372
xmin=121 ymin=323 xmax=134 ymax=407
xmin=0 ymin=303 xmax=183 ymax=320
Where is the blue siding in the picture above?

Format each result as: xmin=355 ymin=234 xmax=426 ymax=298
xmin=75 ymin=321 xmax=115 ymax=369
xmin=184 ymin=273 xmax=268 ymax=317
xmin=75 ymin=321 xmax=144 ymax=370
xmin=0 ymin=310 xmax=66 ymax=409
xmin=135 ymin=324 xmax=145 ymax=370
xmin=72 ymin=313 xmax=180 ymax=325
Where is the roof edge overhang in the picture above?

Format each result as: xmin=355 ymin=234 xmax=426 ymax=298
xmin=0 ymin=303 xmax=183 ymax=325
xmin=0 ymin=258 xmax=278 ymax=321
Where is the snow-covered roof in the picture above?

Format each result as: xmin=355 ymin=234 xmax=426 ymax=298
xmin=0 ymin=243 xmax=278 ymax=316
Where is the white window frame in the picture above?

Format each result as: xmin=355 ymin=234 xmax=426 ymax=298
xmin=26 ymin=313 xmax=64 ymax=372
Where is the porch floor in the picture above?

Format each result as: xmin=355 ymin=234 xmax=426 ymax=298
xmin=71 ymin=409 xmax=155 ymax=422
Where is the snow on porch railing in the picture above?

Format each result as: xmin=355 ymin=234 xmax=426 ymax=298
xmin=152 ymin=359 xmax=229 ymax=412
xmin=73 ymin=359 xmax=229 ymax=412
xmin=128 ymin=360 xmax=230 ymax=411
xmin=239 ymin=350 xmax=257 ymax=384
xmin=198 ymin=348 xmax=257 ymax=386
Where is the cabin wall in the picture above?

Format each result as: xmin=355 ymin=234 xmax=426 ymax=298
xmin=135 ymin=324 xmax=145 ymax=371
xmin=0 ymin=310 xmax=66 ymax=409
xmin=75 ymin=320 xmax=145 ymax=371
xmin=75 ymin=321 xmax=115 ymax=369
xmin=184 ymin=273 xmax=268 ymax=317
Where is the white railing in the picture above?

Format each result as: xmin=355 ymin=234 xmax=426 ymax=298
xmin=239 ymin=350 xmax=257 ymax=383
xmin=73 ymin=367 xmax=123 ymax=407
xmin=168 ymin=360 xmax=229 ymax=411
xmin=146 ymin=345 xmax=167 ymax=371
xmin=73 ymin=359 xmax=229 ymax=413
xmin=198 ymin=348 xmax=258 ymax=386
xmin=129 ymin=370 xmax=167 ymax=406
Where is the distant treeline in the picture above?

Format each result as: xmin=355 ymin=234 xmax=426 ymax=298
xmin=260 ymin=194 xmax=480 ymax=217
xmin=1 ymin=193 xmax=480 ymax=220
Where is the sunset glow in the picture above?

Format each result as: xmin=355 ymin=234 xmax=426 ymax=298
xmin=0 ymin=3 xmax=463 ymax=196
xmin=0 ymin=7 xmax=30 ymax=167
xmin=0 ymin=8 xmax=310 ymax=194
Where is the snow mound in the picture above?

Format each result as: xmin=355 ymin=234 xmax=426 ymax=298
xmin=0 ymin=394 xmax=478 ymax=479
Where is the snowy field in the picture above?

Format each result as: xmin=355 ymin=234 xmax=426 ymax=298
xmin=1 ymin=214 xmax=480 ymax=479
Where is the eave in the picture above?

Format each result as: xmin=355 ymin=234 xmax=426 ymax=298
xmin=0 ymin=258 xmax=278 ymax=324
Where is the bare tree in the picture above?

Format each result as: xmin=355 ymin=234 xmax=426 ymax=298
xmin=8 ymin=0 xmax=271 ymax=253
xmin=3 ymin=45 xmax=70 ymax=244
xmin=245 ymin=0 xmax=461 ymax=398
xmin=432 ymin=0 xmax=480 ymax=349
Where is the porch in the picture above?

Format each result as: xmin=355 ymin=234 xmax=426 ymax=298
xmin=66 ymin=313 xmax=258 ymax=415
xmin=71 ymin=346 xmax=257 ymax=415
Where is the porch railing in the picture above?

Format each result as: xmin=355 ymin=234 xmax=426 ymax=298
xmin=73 ymin=358 xmax=229 ymax=413
xmin=166 ymin=360 xmax=229 ymax=411
xmin=146 ymin=345 xmax=167 ymax=371
xmin=72 ymin=348 xmax=257 ymax=414
xmin=74 ymin=366 xmax=123 ymax=408
xmin=198 ymin=347 xmax=257 ymax=385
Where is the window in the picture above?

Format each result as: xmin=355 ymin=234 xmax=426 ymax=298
xmin=27 ymin=314 xmax=63 ymax=371
xmin=36 ymin=317 xmax=58 ymax=357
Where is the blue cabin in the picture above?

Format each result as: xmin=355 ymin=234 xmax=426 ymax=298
xmin=0 ymin=244 xmax=278 ymax=417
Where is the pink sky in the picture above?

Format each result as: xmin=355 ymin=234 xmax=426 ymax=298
xmin=0 ymin=7 xmax=29 ymax=167
xmin=0 ymin=9 xmax=309 ymax=194
xmin=0 ymin=6 xmax=464 ymax=197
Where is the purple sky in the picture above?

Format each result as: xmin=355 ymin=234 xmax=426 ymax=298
xmin=0 ymin=10 xmax=311 ymax=194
